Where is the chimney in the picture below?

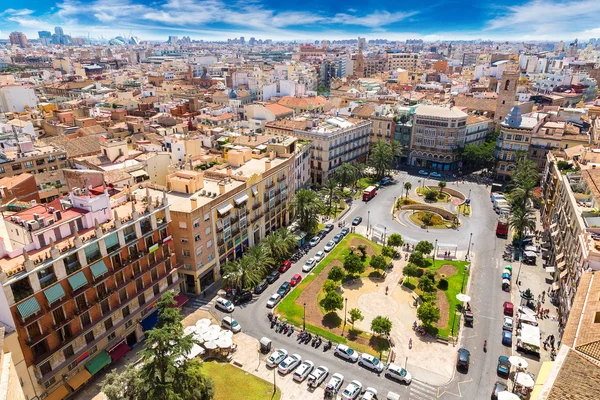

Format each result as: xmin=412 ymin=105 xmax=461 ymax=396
xmin=219 ymin=182 xmax=226 ymax=194
xmin=190 ymin=197 xmax=198 ymax=209
xmin=269 ymin=151 xmax=275 ymax=160
xmin=265 ymin=159 xmax=271 ymax=170
xmin=227 ymin=168 xmax=232 ymax=176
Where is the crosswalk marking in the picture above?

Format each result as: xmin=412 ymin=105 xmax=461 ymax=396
xmin=187 ymin=297 xmax=214 ymax=311
xmin=410 ymin=380 xmax=437 ymax=400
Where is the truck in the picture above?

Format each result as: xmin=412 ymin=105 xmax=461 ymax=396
xmin=496 ymin=216 xmax=509 ymax=237
xmin=363 ymin=186 xmax=377 ymax=201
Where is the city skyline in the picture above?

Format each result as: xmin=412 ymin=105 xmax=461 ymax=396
xmin=1 ymin=0 xmax=600 ymax=42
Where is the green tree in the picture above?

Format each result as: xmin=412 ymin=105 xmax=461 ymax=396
xmin=102 ymin=365 xmax=142 ymax=400
xmin=415 ymin=241 xmax=434 ymax=255
xmin=274 ymin=228 xmax=298 ymax=257
xmin=438 ymin=180 xmax=447 ymax=194
xmin=371 ymin=316 xmax=393 ymax=336
xmin=343 ymin=253 xmax=365 ymax=275
xmin=320 ymin=179 xmax=343 ymax=215
xmin=328 ymin=266 xmax=346 ymax=282
xmin=369 ymin=255 xmax=387 ymax=273
xmin=381 ymin=246 xmax=396 ymax=259
xmin=357 ymin=244 xmax=368 ymax=259
xmin=418 ymin=275 xmax=435 ymax=292
xmin=409 ymin=251 xmax=425 ymax=268
xmin=387 ymin=233 xmax=403 ymax=248
xmin=334 ymin=163 xmax=356 ymax=193
xmin=320 ymin=290 xmax=344 ymax=313
xmin=424 ymin=189 xmax=438 ymax=201
xmin=348 ymin=308 xmax=364 ymax=328
xmin=245 ymin=243 xmax=274 ymax=273
xmin=222 ymin=256 xmax=263 ymax=290
xmin=421 ymin=212 xmax=434 ymax=226
xmin=459 ymin=140 xmax=496 ymax=172
xmin=323 ymin=279 xmax=338 ymax=293
xmin=137 ymin=292 xmax=215 ymax=400
xmin=509 ymin=205 xmax=536 ymax=240
xmin=290 ymin=189 xmax=323 ymax=233
xmin=417 ymin=301 xmax=441 ymax=328
xmin=352 ymin=163 xmax=367 ymax=188
xmin=402 ymin=263 xmax=420 ymax=284
xmin=404 ymin=181 xmax=412 ymax=199
xmin=368 ymin=140 xmax=394 ymax=180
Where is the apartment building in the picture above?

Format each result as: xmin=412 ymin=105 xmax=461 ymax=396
xmin=0 ymin=325 xmax=27 ymax=400
xmin=287 ymin=116 xmax=371 ymax=185
xmin=0 ymin=185 xmax=181 ymax=400
xmin=0 ymin=141 xmax=68 ymax=179
xmin=409 ymin=105 xmax=467 ymax=171
xmin=464 ymin=115 xmax=492 ymax=147
xmin=385 ymin=51 xmax=419 ymax=72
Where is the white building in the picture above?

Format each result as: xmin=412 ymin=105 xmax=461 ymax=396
xmin=0 ymin=85 xmax=38 ymax=113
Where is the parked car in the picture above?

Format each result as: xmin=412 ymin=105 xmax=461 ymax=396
xmin=309 ymin=236 xmax=321 ymax=247
xmin=341 ymin=227 xmax=350 ymax=236
xmin=266 ymin=270 xmax=280 ymax=284
xmin=215 ymin=297 xmax=234 ymax=312
xmin=503 ymin=301 xmax=514 ymax=316
xmin=221 ymin=316 xmax=241 ymax=333
xmin=333 ymin=233 xmax=343 ymax=243
xmin=266 ymin=293 xmax=281 ymax=308
xmin=314 ymin=251 xmax=325 ymax=261
xmin=277 ymin=282 xmax=291 ymax=296
xmin=430 ymin=172 xmax=442 ymax=178
xmin=290 ymin=274 xmax=302 ymax=286
xmin=325 ymin=373 xmax=344 ymax=393
xmin=279 ymin=260 xmax=292 ymax=273
xmin=502 ymin=330 xmax=513 ymax=346
xmin=303 ymin=258 xmax=317 ymax=272
xmin=385 ymin=364 xmax=412 ymax=384
xmin=233 ymin=290 xmax=252 ymax=305
xmin=457 ymin=348 xmax=470 ymax=371
xmin=360 ymin=387 xmax=378 ymax=400
xmin=254 ymin=279 xmax=268 ymax=294
xmin=278 ymin=354 xmax=301 ymax=375
xmin=293 ymin=360 xmax=314 ymax=382
xmin=307 ymin=365 xmax=329 ymax=388
xmin=491 ymin=381 xmax=508 ymax=400
xmin=352 ymin=217 xmax=363 ymax=226
xmin=418 ymin=170 xmax=428 ymax=175
xmin=266 ymin=349 xmax=288 ymax=368
xmin=359 ymin=354 xmax=384 ymax=372
xmin=503 ymin=316 xmax=513 ymax=332
xmin=380 ymin=177 xmax=392 ymax=186
xmin=324 ymin=240 xmax=336 ymax=252
xmin=324 ymin=224 xmax=334 ymax=233
xmin=497 ymin=356 xmax=510 ymax=378
xmin=317 ymin=229 xmax=328 ymax=239
xmin=341 ymin=380 xmax=363 ymax=400
xmin=335 ymin=344 xmax=359 ymax=362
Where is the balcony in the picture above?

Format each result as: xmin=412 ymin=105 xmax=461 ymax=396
xmin=26 ymin=329 xmax=51 ymax=346
xmin=265 ymin=182 xmax=275 ymax=190
xmin=124 ymin=232 xmax=137 ymax=243
xmin=86 ymin=251 xmax=101 ymax=265
xmin=52 ymin=315 xmax=73 ymax=331
xmin=17 ymin=306 xmax=47 ymax=327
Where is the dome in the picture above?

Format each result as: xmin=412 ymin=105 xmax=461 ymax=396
xmin=229 ymin=90 xmax=238 ymax=99
xmin=504 ymin=106 xmax=522 ymax=127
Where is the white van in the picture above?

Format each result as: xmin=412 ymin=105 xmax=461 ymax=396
xmin=386 ymin=392 xmax=401 ymax=400
xmin=221 ymin=316 xmax=241 ymax=333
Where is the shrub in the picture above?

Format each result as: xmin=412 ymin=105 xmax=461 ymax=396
xmin=437 ymin=278 xmax=448 ymax=290
xmin=430 ymin=215 xmax=443 ymax=225
xmin=323 ymin=279 xmax=338 ymax=293
xmin=424 ymin=189 xmax=438 ymax=201
xmin=415 ymin=268 xmax=424 ymax=277
xmin=357 ymin=244 xmax=368 ymax=259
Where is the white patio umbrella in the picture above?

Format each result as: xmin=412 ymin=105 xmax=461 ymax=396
xmin=207 ymin=324 xmax=222 ymax=332
xmin=456 ymin=293 xmax=471 ymax=302
xmin=497 ymin=391 xmax=520 ymax=400
xmin=508 ymin=355 xmax=528 ymax=370
xmin=218 ymin=330 xmax=234 ymax=339
xmin=204 ymin=340 xmax=217 ymax=350
xmin=201 ymin=329 xmax=220 ymax=342
xmin=185 ymin=343 xmax=206 ymax=359
xmin=192 ymin=333 xmax=205 ymax=344
xmin=184 ymin=325 xmax=198 ymax=336
xmin=195 ymin=319 xmax=211 ymax=329
xmin=215 ymin=336 xmax=233 ymax=348
xmin=515 ymin=372 xmax=535 ymax=388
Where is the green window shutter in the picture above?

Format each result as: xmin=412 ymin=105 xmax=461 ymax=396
xmin=68 ymin=271 xmax=88 ymax=291
xmin=89 ymin=260 xmax=108 ymax=279
xmin=84 ymin=243 xmax=100 ymax=256
xmin=44 ymin=283 xmax=66 ymax=304
xmin=105 ymin=234 xmax=119 ymax=249
xmin=16 ymin=297 xmax=41 ymax=319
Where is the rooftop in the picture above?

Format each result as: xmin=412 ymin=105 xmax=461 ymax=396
xmin=414 ymin=104 xmax=468 ymax=119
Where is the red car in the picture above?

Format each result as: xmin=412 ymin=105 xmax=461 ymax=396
xmin=279 ymin=260 xmax=292 ymax=273
xmin=503 ymin=301 xmax=514 ymax=316
xmin=290 ymin=274 xmax=302 ymax=286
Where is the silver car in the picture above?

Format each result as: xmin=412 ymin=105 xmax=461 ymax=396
xmin=385 ymin=363 xmax=412 ymax=384
xmin=266 ymin=293 xmax=281 ymax=308
xmin=308 ymin=365 xmax=329 ymax=388
xmin=359 ymin=354 xmax=383 ymax=372
xmin=266 ymin=349 xmax=288 ymax=368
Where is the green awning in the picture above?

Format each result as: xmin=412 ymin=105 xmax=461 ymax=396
xmin=68 ymin=271 xmax=88 ymax=291
xmin=44 ymin=283 xmax=66 ymax=304
xmin=16 ymin=297 xmax=41 ymax=319
xmin=89 ymin=260 xmax=109 ymax=279
xmin=85 ymin=351 xmax=111 ymax=375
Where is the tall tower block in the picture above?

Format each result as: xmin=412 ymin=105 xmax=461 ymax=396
xmin=495 ymin=68 xmax=519 ymax=124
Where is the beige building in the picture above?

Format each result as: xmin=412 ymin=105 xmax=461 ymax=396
xmin=0 ymin=326 xmax=28 ymax=400
xmin=385 ymin=51 xmax=419 ymax=72
xmin=0 ymin=141 xmax=67 ymax=179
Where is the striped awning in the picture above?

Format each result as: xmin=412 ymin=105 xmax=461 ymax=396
xmin=44 ymin=283 xmax=66 ymax=304
xmin=68 ymin=271 xmax=88 ymax=291
xmin=16 ymin=297 xmax=41 ymax=319
xmin=217 ymin=203 xmax=233 ymax=216
xmin=234 ymin=193 xmax=249 ymax=205
xmin=45 ymin=385 xmax=69 ymax=400
xmin=67 ymin=368 xmax=92 ymax=390
xmin=85 ymin=351 xmax=111 ymax=375
xmin=89 ymin=260 xmax=109 ymax=279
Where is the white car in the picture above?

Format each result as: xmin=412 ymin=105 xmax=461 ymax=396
xmin=335 ymin=344 xmax=359 ymax=362
xmin=221 ymin=316 xmax=241 ymax=333
xmin=266 ymin=349 xmax=288 ymax=368
xmin=278 ymin=353 xmax=301 ymax=375
xmin=266 ymin=293 xmax=281 ymax=308
xmin=302 ymin=258 xmax=317 ymax=272
xmin=359 ymin=353 xmax=383 ymax=372
xmin=293 ymin=360 xmax=314 ymax=382
xmin=325 ymin=373 xmax=344 ymax=392
xmin=215 ymin=297 xmax=234 ymax=312
xmin=503 ymin=316 xmax=514 ymax=331
xmin=309 ymin=236 xmax=321 ymax=247
xmin=307 ymin=365 xmax=329 ymax=388
xmin=341 ymin=380 xmax=363 ymax=400
xmin=360 ymin=387 xmax=378 ymax=400
xmin=324 ymin=240 xmax=336 ymax=252
xmin=314 ymin=251 xmax=325 ymax=261
xmin=385 ymin=363 xmax=412 ymax=384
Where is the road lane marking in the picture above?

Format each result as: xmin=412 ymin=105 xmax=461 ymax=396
xmin=436 ymin=378 xmax=473 ymax=398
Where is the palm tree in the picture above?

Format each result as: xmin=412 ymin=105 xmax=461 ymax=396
xmin=390 ymin=140 xmax=402 ymax=169
xmin=275 ymin=227 xmax=298 ymax=256
xmin=352 ymin=163 xmax=367 ymax=188
xmin=290 ymin=189 xmax=323 ymax=234
xmin=245 ymin=244 xmax=274 ymax=274
xmin=404 ymin=181 xmax=412 ymax=199
xmin=509 ymin=206 xmax=536 ymax=240
xmin=320 ymin=179 xmax=343 ymax=215
xmin=334 ymin=163 xmax=356 ymax=194
xmin=438 ymin=181 xmax=447 ymax=195
xmin=368 ymin=140 xmax=393 ymax=180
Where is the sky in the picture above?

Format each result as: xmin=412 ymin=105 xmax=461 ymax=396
xmin=1 ymin=0 xmax=600 ymax=42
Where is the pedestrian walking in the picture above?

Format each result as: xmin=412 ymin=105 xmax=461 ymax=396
xmin=409 ymin=338 xmax=413 ymax=349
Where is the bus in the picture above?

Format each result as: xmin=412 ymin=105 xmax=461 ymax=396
xmin=362 ymin=186 xmax=377 ymax=201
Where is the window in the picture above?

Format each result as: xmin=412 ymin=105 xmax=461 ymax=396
xmin=84 ymin=331 xmax=95 ymax=345
xmin=181 ymin=238 xmax=188 ymax=244
xmin=104 ymin=318 xmax=113 ymax=331
xmin=39 ymin=361 xmax=52 ymax=375
xmin=107 ymin=332 xmax=116 ymax=341
xmin=182 ymin=249 xmax=190 ymax=257
xmin=125 ymin=320 xmax=132 ymax=329
xmin=207 ymin=240 xmax=212 ymax=248
xmin=122 ymin=305 xmax=130 ymax=318
xmin=204 ymin=213 xmax=210 ymax=221
xmin=196 ymin=246 xmax=203 ymax=256
xmin=138 ymin=293 xmax=146 ymax=306
xmin=208 ymin=253 xmax=214 ymax=262
xmin=80 ymin=311 xmax=91 ymax=328
xmin=194 ymin=234 xmax=201 ymax=242
xmin=23 ymin=161 xmax=34 ymax=169
xmin=153 ymin=284 xmax=160 ymax=296
xmin=179 ymin=221 xmax=187 ymax=230
xmin=193 ymin=219 xmax=200 ymax=229
xmin=205 ymin=227 xmax=211 ymax=235
xmin=63 ymin=345 xmax=74 ymax=359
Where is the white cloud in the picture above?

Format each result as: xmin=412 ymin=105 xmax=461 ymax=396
xmin=0 ymin=8 xmax=34 ymax=17
xmin=331 ymin=10 xmax=419 ymax=28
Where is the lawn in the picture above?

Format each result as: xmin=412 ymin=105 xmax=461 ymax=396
xmin=203 ymin=361 xmax=281 ymax=400
xmin=409 ymin=211 xmax=453 ymax=229
xmin=275 ymin=233 xmax=388 ymax=358
xmin=416 ymin=187 xmax=451 ymax=202
xmin=457 ymin=203 xmax=471 ymax=216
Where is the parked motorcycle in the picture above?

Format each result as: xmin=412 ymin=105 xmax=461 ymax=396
xmin=323 ymin=340 xmax=332 ymax=351
xmin=288 ymin=326 xmax=294 ymax=337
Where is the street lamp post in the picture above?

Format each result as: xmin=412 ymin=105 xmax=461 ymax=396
xmin=515 ymin=258 xmax=524 ymax=287
xmin=460 ymin=268 xmax=467 ymax=292
xmin=303 ymin=302 xmax=306 ymax=330
xmin=367 ymin=211 xmax=370 ymax=233
xmin=433 ymin=239 xmax=438 ymax=264
xmin=466 ymin=233 xmax=473 ymax=258
xmin=468 ymin=188 xmax=471 ymax=200
xmin=343 ymin=297 xmax=348 ymax=336
xmin=393 ymin=196 xmax=397 ymax=214
xmin=384 ymin=227 xmax=387 ymax=245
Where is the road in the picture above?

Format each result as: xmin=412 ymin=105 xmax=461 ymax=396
xmin=207 ymin=168 xmax=511 ymax=400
